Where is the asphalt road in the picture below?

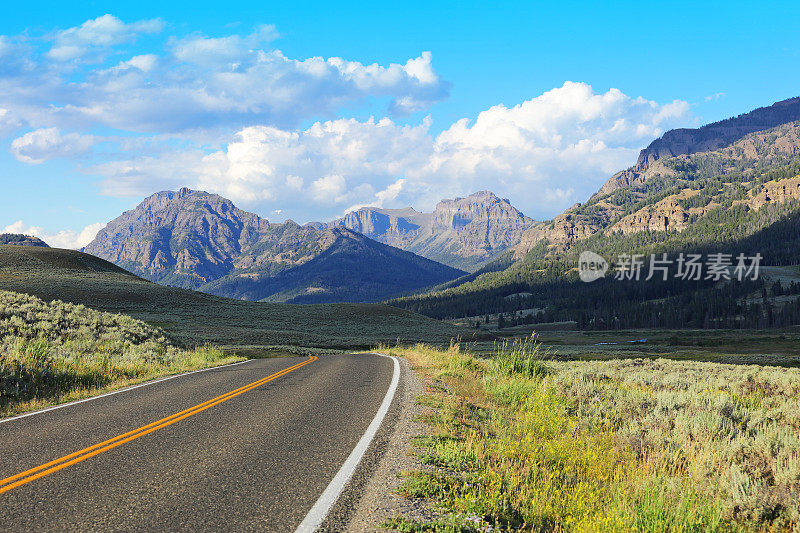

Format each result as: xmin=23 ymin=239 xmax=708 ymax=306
xmin=0 ymin=354 xmax=396 ymax=532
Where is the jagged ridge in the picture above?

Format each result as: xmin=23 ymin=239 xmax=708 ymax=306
xmin=84 ymin=189 xmax=465 ymax=303
xmin=328 ymin=190 xmax=535 ymax=271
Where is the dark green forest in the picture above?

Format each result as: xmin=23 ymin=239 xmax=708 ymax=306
xmin=389 ymin=154 xmax=800 ymax=330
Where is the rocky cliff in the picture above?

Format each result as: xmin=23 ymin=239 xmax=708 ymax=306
xmin=330 ymin=191 xmax=534 ymax=271
xmin=597 ymin=97 xmax=800 ymax=197
xmin=84 ymin=189 xmax=464 ymax=303
xmin=85 ymin=188 xmax=321 ymax=288
xmin=512 ymin=100 xmax=800 ymax=258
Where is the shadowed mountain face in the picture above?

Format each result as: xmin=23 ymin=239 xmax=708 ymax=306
xmin=83 ymin=189 xmax=464 ymax=303
xmin=328 ymin=191 xmax=535 ymax=271
xmin=0 ymin=234 xmax=48 ymax=247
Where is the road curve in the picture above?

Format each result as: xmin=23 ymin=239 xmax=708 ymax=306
xmin=0 ymin=353 xmax=397 ymax=532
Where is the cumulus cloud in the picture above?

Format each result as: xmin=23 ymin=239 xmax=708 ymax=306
xmin=2 ymin=221 xmax=106 ymax=249
xmin=11 ymin=128 xmax=96 ymax=164
xmin=0 ymin=16 xmax=693 ymax=225
xmin=0 ymin=16 xmax=449 ymax=135
xmin=92 ymin=82 xmax=692 ymax=220
xmin=47 ymin=14 xmax=164 ymax=62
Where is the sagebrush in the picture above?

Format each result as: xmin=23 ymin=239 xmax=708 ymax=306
xmin=382 ymin=339 xmax=800 ymax=531
xmin=0 ymin=290 xmax=239 ymax=415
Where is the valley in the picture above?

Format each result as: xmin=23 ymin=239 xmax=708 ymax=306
xmin=1 ymin=10 xmax=799 ymax=528
xmin=391 ymin=98 xmax=800 ymax=332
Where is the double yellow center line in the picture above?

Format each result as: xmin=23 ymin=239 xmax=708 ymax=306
xmin=0 ymin=356 xmax=317 ymax=495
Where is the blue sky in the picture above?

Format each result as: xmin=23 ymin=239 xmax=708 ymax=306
xmin=1 ymin=1 xmax=798 ymax=247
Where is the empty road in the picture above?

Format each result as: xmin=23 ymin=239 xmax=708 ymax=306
xmin=0 ymin=353 xmax=398 ymax=531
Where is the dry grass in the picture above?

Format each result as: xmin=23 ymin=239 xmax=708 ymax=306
xmin=381 ymin=337 xmax=800 ymax=531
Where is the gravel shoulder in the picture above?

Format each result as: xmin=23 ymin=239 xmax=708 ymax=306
xmin=318 ymin=356 xmax=439 ymax=532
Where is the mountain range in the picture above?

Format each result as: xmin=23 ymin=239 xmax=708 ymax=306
xmin=84 ymin=189 xmax=465 ymax=304
xmin=79 ymin=96 xmax=800 ymax=322
xmin=326 ymin=190 xmax=535 ymax=271
xmin=392 ymin=96 xmax=800 ymax=330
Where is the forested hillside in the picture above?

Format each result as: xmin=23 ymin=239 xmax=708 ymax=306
xmin=390 ymin=104 xmax=800 ymax=330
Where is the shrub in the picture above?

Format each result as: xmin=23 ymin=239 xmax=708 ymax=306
xmin=388 ymin=342 xmax=800 ymax=530
xmin=0 ymin=290 xmax=237 ymax=414
xmin=489 ymin=335 xmax=549 ymax=378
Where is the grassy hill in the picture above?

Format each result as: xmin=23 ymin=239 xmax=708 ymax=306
xmin=0 ymin=234 xmax=48 ymax=247
xmin=0 ymin=289 xmax=238 ymax=416
xmin=0 ymin=245 xmax=470 ymax=350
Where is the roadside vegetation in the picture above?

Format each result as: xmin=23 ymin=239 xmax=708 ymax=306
xmin=382 ymin=336 xmax=800 ymax=531
xmin=0 ymin=289 xmax=241 ymax=417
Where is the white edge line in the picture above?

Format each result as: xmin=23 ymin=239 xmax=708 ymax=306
xmin=0 ymin=359 xmax=255 ymax=425
xmin=295 ymin=353 xmax=401 ymax=533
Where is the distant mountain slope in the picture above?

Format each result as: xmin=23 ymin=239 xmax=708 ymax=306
xmin=513 ymin=99 xmax=800 ymax=257
xmin=84 ymin=188 xmax=463 ymax=303
xmin=390 ymin=97 xmax=800 ymax=329
xmin=0 ymin=245 xmax=470 ymax=348
xmin=596 ymin=96 xmax=800 ymax=197
xmin=329 ymin=190 xmax=535 ymax=271
xmin=0 ymin=234 xmax=48 ymax=247
xmin=201 ymin=227 xmax=465 ymax=303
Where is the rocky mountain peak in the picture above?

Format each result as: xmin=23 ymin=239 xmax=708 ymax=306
xmin=84 ymin=189 xmax=277 ymax=287
xmin=432 ymin=190 xmax=527 ymax=229
xmin=328 ymin=190 xmax=535 ymax=270
xmin=598 ymin=97 xmax=800 ymax=197
xmin=83 ymin=188 xmax=463 ymax=302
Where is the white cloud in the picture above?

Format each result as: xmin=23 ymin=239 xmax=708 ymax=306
xmin=0 ymin=17 xmax=449 ymax=136
xmin=544 ymin=187 xmax=575 ymax=203
xmin=705 ymin=92 xmax=726 ymax=102
xmin=171 ymin=24 xmax=278 ymax=66
xmin=11 ymin=128 xmax=97 ymax=164
xmin=2 ymin=221 xmax=106 ymax=249
xmin=121 ymin=54 xmax=158 ymax=72
xmin=91 ymin=82 xmax=692 ymax=221
xmin=0 ymin=17 xmax=694 ymax=224
xmin=310 ymin=174 xmax=347 ymax=202
xmin=47 ymin=14 xmax=164 ymax=62
xmin=0 ymin=107 xmax=21 ymax=138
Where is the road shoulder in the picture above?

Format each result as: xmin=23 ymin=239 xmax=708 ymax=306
xmin=318 ymin=356 xmax=439 ymax=532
